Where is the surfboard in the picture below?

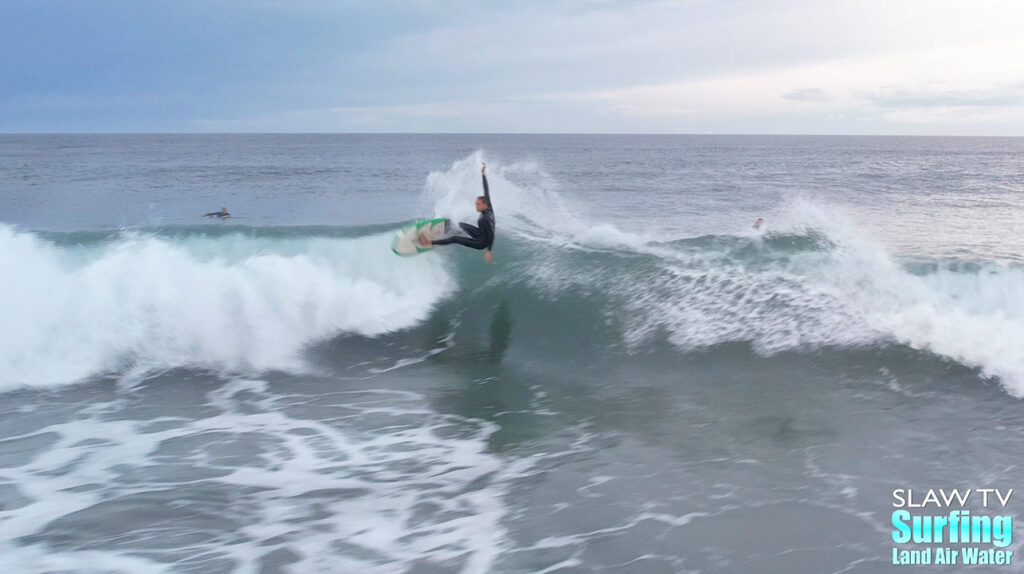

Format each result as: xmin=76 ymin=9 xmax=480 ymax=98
xmin=391 ymin=218 xmax=449 ymax=256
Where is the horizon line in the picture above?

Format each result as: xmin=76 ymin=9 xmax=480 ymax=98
xmin=2 ymin=131 xmax=1023 ymax=138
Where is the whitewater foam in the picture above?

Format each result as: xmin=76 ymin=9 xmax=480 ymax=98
xmin=0 ymin=225 xmax=455 ymax=388
xmin=618 ymin=200 xmax=1024 ymax=395
xmin=0 ymin=380 xmax=516 ymax=573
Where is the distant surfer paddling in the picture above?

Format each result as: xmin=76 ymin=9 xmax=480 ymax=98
xmin=420 ymin=162 xmax=495 ymax=263
xmin=202 ymin=207 xmax=231 ymax=220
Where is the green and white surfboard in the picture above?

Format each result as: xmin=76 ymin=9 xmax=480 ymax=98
xmin=391 ymin=218 xmax=449 ymax=256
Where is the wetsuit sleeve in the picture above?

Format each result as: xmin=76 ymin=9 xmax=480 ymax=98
xmin=483 ymin=174 xmax=494 ymax=251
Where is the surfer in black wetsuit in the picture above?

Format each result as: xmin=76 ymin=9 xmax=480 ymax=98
xmin=202 ymin=207 xmax=231 ymax=219
xmin=421 ymin=162 xmax=495 ymax=263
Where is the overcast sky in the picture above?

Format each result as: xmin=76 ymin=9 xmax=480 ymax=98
xmin=3 ymin=0 xmax=1023 ymax=134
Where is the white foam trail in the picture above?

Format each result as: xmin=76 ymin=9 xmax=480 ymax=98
xmin=0 ymin=382 xmax=517 ymax=573
xmin=0 ymin=225 xmax=455 ymax=388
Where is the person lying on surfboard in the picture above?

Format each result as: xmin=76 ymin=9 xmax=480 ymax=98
xmin=202 ymin=207 xmax=231 ymax=219
xmin=420 ymin=162 xmax=495 ymax=263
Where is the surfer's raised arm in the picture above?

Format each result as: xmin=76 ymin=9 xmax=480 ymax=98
xmin=481 ymin=162 xmax=493 ymax=263
xmin=482 ymin=162 xmax=491 ymax=208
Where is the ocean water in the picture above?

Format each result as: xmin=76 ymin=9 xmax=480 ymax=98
xmin=0 ymin=134 xmax=1022 ymax=573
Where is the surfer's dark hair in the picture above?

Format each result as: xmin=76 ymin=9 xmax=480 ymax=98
xmin=477 ymin=196 xmax=490 ymax=207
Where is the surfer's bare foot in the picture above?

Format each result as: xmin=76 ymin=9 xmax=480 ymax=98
xmin=418 ymin=233 xmax=432 ymax=246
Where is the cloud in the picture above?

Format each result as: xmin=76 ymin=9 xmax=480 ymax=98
xmin=517 ymin=37 xmax=1024 ymax=134
xmin=863 ymin=84 xmax=1024 ymax=109
xmin=782 ymin=88 xmax=831 ymax=103
xmin=3 ymin=0 xmax=1024 ymax=133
